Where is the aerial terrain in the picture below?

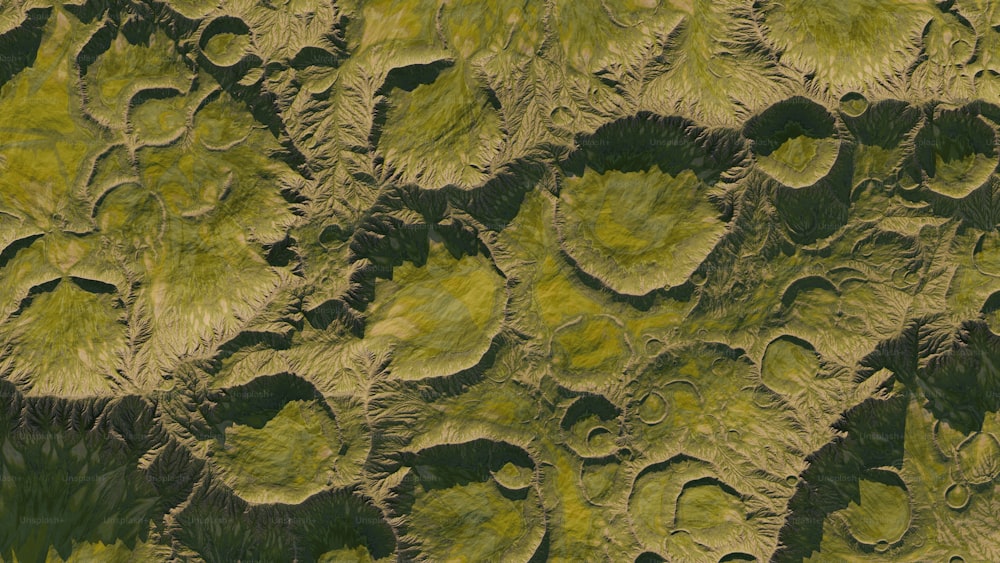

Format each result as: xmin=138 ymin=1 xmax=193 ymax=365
xmin=1 ymin=0 xmax=1000 ymax=561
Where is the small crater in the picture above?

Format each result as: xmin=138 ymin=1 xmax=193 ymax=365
xmin=945 ymin=482 xmax=970 ymax=510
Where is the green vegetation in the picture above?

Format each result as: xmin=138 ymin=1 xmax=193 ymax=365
xmin=3 ymin=0 xmax=1000 ymax=561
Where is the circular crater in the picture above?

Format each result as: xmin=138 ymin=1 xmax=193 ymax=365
xmin=561 ymin=394 xmax=621 ymax=458
xmin=839 ymin=469 xmax=911 ymax=548
xmin=957 ymin=432 xmax=1000 ymax=485
xmin=211 ymin=399 xmax=343 ymax=504
xmin=491 ymin=460 xmax=534 ymax=493
xmin=550 ymin=314 xmax=632 ymax=391
xmin=628 ymin=455 xmax=747 ymax=552
xmin=914 ymin=109 xmax=998 ymax=199
xmin=201 ymin=374 xmax=345 ymax=504
xmin=628 ymin=350 xmax=710 ymax=446
xmin=744 ymin=96 xmax=840 ymax=188
xmin=945 ymin=482 xmax=970 ymax=510
xmin=391 ymin=439 xmax=544 ymax=562
xmin=556 ymin=114 xmax=741 ymax=296
xmin=973 ymin=231 xmax=1000 ymax=277
xmin=760 ymin=335 xmax=821 ymax=397
xmin=129 ymin=89 xmax=188 ymax=146
xmin=376 ymin=62 xmax=502 ymax=189
xmin=636 ymin=391 xmax=667 ymax=425
xmin=193 ymin=91 xmax=254 ymax=150
xmin=839 ymin=92 xmax=869 ymax=118
xmin=580 ymin=458 xmax=623 ymax=505
xmin=199 ymin=17 xmax=252 ymax=68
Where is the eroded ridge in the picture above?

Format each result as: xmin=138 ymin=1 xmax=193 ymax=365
xmin=3 ymin=0 xmax=1000 ymax=561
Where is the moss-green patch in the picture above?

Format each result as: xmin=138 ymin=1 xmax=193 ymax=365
xmin=745 ymin=97 xmax=840 ymax=188
xmin=408 ymin=478 xmax=530 ymax=561
xmin=129 ymin=93 xmax=189 ymax=146
xmin=759 ymin=0 xmax=934 ymax=89
xmin=140 ymin=218 xmax=281 ymax=382
xmin=193 ymin=92 xmax=254 ymax=150
xmin=944 ymin=482 xmax=970 ymax=510
xmin=367 ymin=239 xmax=506 ymax=380
xmin=377 ymin=62 xmax=502 ymax=188
xmin=956 ymin=432 xmax=1000 ymax=485
xmin=441 ymin=0 xmax=545 ymax=59
xmin=837 ymin=471 xmax=911 ymax=546
xmin=2 ymin=280 xmax=124 ymax=397
xmin=839 ymin=92 xmax=869 ymax=118
xmin=394 ymin=441 xmax=542 ymax=562
xmin=551 ymin=315 xmax=630 ymax=390
xmin=761 ymin=336 xmax=820 ymax=396
xmin=211 ymin=400 xmax=340 ymax=504
xmin=202 ymin=32 xmax=250 ymax=68
xmin=93 ymin=183 xmax=163 ymax=247
xmin=629 ymin=456 xmax=729 ymax=552
xmin=674 ymin=481 xmax=746 ymax=533
xmin=553 ymin=0 xmax=663 ymax=75
xmin=580 ymin=459 xmax=620 ymax=504
xmin=318 ymin=545 xmax=378 ymax=562
xmin=915 ymin=110 xmax=998 ymax=199
xmin=140 ymin=143 xmax=232 ymax=216
xmin=0 ymin=9 xmax=104 ymax=230
xmin=974 ymin=230 xmax=1000 ymax=276
xmin=558 ymin=167 xmax=727 ymax=295
xmin=164 ymin=0 xmax=218 ymax=19
xmin=636 ymin=391 xmax=667 ymax=425
xmin=492 ymin=461 xmax=534 ymax=492
xmin=86 ymin=30 xmax=191 ymax=128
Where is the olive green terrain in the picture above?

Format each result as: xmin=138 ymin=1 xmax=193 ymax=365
xmin=1 ymin=0 xmax=1000 ymax=561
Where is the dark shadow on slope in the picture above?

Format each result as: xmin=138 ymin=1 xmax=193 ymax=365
xmin=842 ymin=99 xmax=921 ymax=149
xmin=0 ymin=7 xmax=49 ymax=89
xmin=0 ymin=396 xmax=180 ymax=563
xmin=774 ymin=394 xmax=907 ymax=562
xmin=203 ymin=372 xmax=326 ymax=430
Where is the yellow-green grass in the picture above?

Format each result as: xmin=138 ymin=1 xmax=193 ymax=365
xmin=557 ymin=167 xmax=727 ymax=295
xmin=758 ymin=0 xmax=934 ymax=89
xmin=366 ymin=238 xmax=506 ymax=380
xmin=210 ymin=400 xmax=340 ymax=504
xmin=377 ymin=62 xmax=502 ymax=189
xmin=745 ymin=97 xmax=841 ymax=189
xmin=915 ymin=110 xmax=998 ymax=199
xmin=1 ymin=279 xmax=124 ymax=397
